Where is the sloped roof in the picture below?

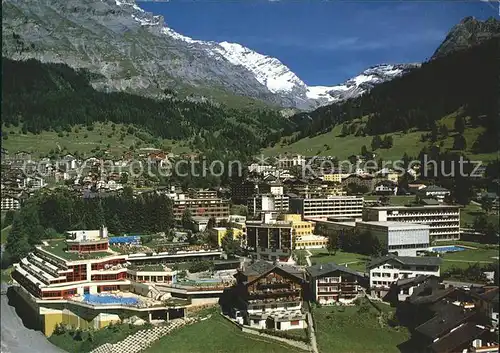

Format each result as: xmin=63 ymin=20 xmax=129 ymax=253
xmin=416 ymin=306 xmax=476 ymax=339
xmin=306 ymin=262 xmax=363 ymax=278
xmin=395 ymin=275 xmax=436 ymax=288
xmin=368 ymin=254 xmax=442 ymax=269
xmin=430 ymin=322 xmax=485 ymax=353
xmin=240 ymin=260 xmax=305 ymax=283
xmin=421 ymin=185 xmax=450 ymax=192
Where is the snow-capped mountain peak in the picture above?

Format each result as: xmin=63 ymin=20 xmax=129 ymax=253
xmin=6 ymin=0 xmax=417 ymax=110
xmin=214 ymin=41 xmax=307 ymax=94
xmin=111 ymin=0 xmax=419 ymax=109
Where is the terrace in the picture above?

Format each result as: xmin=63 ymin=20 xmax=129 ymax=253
xmin=128 ymin=264 xmax=172 ymax=272
xmin=40 ymin=240 xmax=114 ymax=261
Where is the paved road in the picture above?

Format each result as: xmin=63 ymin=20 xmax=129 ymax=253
xmin=1 ymin=286 xmax=67 ymax=353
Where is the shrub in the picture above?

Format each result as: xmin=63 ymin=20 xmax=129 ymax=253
xmin=258 ymin=328 xmax=309 ymax=343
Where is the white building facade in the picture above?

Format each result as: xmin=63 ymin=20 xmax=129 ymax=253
xmin=289 ymin=196 xmax=364 ymax=220
xmin=363 ymin=205 xmax=460 ymax=241
xmin=356 ymin=221 xmax=431 ymax=257
xmin=368 ymin=255 xmax=441 ymax=298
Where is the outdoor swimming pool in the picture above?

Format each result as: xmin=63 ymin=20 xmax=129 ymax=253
xmin=82 ymin=294 xmax=139 ymax=305
xmin=429 ymin=245 xmax=467 ymax=253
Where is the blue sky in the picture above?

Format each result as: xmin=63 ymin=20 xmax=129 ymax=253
xmin=138 ymin=1 xmax=497 ymax=86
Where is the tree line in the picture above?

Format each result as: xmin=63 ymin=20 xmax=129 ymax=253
xmin=3 ymin=187 xmax=175 ymax=264
xmin=1 ymin=57 xmax=295 ymax=159
xmin=316 ymin=226 xmax=387 ymax=258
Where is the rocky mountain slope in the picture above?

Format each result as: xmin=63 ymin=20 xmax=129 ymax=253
xmin=432 ymin=16 xmax=500 ymax=59
xmin=2 ymin=0 xmax=417 ymax=109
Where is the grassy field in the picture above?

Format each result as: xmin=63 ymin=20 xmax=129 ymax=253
xmin=1 ymin=225 xmax=11 ymax=244
xmin=308 ymin=249 xmax=369 ymax=272
xmin=439 ymin=245 xmax=499 ymax=272
xmin=460 ymin=203 xmax=499 ymax=230
xmin=1 ymin=122 xmax=192 ymax=158
xmin=263 ymin=112 xmax=496 ymax=162
xmin=144 ymin=314 xmax=306 ymax=353
xmin=313 ymin=301 xmax=409 ymax=353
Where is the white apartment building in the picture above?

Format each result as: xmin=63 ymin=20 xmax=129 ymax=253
xmin=23 ymin=176 xmax=46 ymax=190
xmin=363 ymin=205 xmax=460 ymax=241
xmin=248 ymin=164 xmax=276 ymax=174
xmin=356 ymin=221 xmax=431 ymax=257
xmin=277 ymin=154 xmax=306 ymax=169
xmin=368 ymin=255 xmax=442 ymax=298
xmin=1 ymin=195 xmax=21 ymax=210
xmin=247 ymin=194 xmax=289 ymax=216
xmin=289 ymin=196 xmax=364 ymax=220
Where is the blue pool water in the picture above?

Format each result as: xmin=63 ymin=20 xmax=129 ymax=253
xmin=82 ymin=294 xmax=139 ymax=305
xmin=430 ymin=246 xmax=466 ymax=253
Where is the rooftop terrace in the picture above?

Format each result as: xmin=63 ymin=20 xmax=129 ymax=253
xmin=40 ymin=240 xmax=115 ymax=261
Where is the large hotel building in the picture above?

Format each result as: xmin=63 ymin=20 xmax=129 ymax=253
xmin=170 ymin=192 xmax=230 ymax=220
xmin=246 ymin=213 xmax=294 ymax=262
xmin=11 ymin=227 xmax=226 ymax=336
xmin=362 ymin=205 xmax=461 ymax=241
xmin=289 ymin=196 xmax=364 ymax=220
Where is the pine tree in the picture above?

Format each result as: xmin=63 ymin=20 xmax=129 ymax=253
xmin=452 ymin=134 xmax=467 ymax=150
xmin=371 ymin=135 xmax=382 ymax=151
xmin=181 ymin=209 xmax=194 ymax=231
xmin=454 ymin=116 xmax=466 ymax=134
xmin=439 ymin=124 xmax=449 ymax=139
xmin=5 ymin=214 xmax=31 ymax=262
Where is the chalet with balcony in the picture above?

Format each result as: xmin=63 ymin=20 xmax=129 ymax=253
xmin=306 ymin=263 xmax=366 ymax=305
xmin=231 ymin=260 xmax=307 ymax=331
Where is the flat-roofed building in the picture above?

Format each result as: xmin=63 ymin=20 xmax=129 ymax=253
xmin=247 ymin=194 xmax=289 ymax=216
xmin=11 ymin=228 xmax=225 ymax=336
xmin=289 ymin=196 xmax=364 ymax=219
xmin=282 ymin=214 xmax=314 ymax=237
xmin=363 ymin=205 xmax=460 ymax=241
xmin=1 ymin=194 xmax=21 ymax=210
xmin=246 ymin=216 xmax=294 ymax=262
xmin=171 ymin=193 xmax=230 ymax=221
xmin=356 ymin=221 xmax=430 ymax=257
xmin=322 ymin=173 xmax=351 ymax=183
xmin=295 ymin=234 xmax=328 ymax=249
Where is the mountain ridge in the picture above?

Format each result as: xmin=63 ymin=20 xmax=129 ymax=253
xmin=1 ymin=0 xmax=417 ymax=109
xmin=432 ymin=16 xmax=500 ymax=59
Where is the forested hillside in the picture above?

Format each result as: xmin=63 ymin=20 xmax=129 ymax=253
xmin=286 ymin=38 xmax=499 ymax=155
xmin=1 ymin=58 xmax=293 ymax=159
xmin=3 ymin=188 xmax=175 ymax=264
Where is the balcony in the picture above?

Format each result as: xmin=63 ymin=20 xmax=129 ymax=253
xmin=249 ymin=288 xmax=300 ymax=300
xmin=247 ymin=296 xmax=301 ymax=305
xmin=257 ymin=282 xmax=291 ymax=290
